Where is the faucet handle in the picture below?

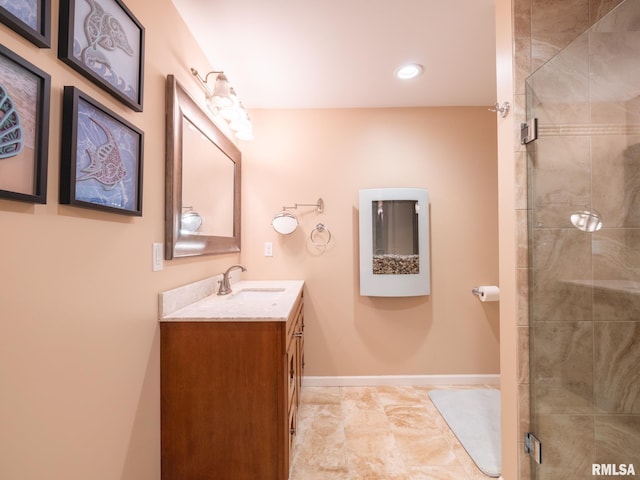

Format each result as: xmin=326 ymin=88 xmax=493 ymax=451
xmin=217 ymin=277 xmax=230 ymax=295
xmin=217 ymin=264 xmax=246 ymax=295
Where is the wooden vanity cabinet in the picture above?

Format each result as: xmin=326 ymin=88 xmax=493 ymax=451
xmin=160 ymin=291 xmax=304 ymax=480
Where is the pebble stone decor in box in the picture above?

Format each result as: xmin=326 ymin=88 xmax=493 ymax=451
xmin=373 ymin=254 xmax=419 ymax=275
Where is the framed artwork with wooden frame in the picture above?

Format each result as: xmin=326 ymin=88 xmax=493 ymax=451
xmin=60 ymin=86 xmax=143 ymax=215
xmin=58 ymin=0 xmax=144 ymax=111
xmin=0 ymin=43 xmax=51 ymax=204
xmin=0 ymin=0 xmax=51 ymax=48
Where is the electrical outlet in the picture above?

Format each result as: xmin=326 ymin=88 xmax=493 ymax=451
xmin=264 ymin=242 xmax=273 ymax=257
xmin=152 ymin=243 xmax=164 ymax=271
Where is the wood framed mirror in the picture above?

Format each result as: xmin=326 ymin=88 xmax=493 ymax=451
xmin=165 ymin=74 xmax=241 ymax=259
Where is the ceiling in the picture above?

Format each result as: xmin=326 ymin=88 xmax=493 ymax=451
xmin=171 ymin=0 xmax=497 ymax=109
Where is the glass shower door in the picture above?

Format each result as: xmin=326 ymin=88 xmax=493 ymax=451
xmin=526 ymin=0 xmax=640 ymax=478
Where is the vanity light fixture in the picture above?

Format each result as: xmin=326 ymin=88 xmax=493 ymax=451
xmin=181 ymin=206 xmax=203 ymax=233
xmin=395 ymin=63 xmax=424 ymax=80
xmin=272 ymin=198 xmax=324 ymax=235
xmin=272 ymin=211 xmax=299 ymax=235
xmin=191 ymin=67 xmax=253 ymax=140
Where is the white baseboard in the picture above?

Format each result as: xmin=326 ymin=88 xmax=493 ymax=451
xmin=303 ymin=374 xmax=500 ymax=387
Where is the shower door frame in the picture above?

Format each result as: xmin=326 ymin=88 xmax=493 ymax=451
xmin=524 ymin=1 xmax=640 ymax=478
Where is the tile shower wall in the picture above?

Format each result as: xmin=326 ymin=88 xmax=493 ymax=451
xmin=513 ymin=0 xmax=636 ymax=479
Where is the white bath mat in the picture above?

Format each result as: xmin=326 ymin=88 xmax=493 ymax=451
xmin=428 ymin=389 xmax=501 ymax=477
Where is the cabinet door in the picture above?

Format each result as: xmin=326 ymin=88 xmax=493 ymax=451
xmin=161 ymin=322 xmax=286 ymax=480
xmin=287 ymin=337 xmax=297 ymax=412
xmin=288 ymin=401 xmax=297 ymax=456
xmin=285 ymin=292 xmax=304 ymax=473
xmin=296 ymin=303 xmax=304 ymax=408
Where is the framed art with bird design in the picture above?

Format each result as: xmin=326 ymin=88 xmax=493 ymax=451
xmin=60 ymin=86 xmax=143 ymax=215
xmin=58 ymin=0 xmax=144 ymax=111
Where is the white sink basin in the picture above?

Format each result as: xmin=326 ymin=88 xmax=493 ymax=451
xmin=229 ymin=288 xmax=286 ymax=302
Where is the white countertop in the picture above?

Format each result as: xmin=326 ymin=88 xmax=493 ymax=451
xmin=160 ymin=279 xmax=304 ymax=322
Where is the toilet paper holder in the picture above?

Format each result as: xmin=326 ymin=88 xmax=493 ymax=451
xmin=471 ymin=285 xmax=500 ymax=302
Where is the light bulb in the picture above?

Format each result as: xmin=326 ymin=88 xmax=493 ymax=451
xmin=395 ymin=63 xmax=423 ymax=80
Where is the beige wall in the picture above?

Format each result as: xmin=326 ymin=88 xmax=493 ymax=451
xmin=0 ymin=1 xmax=240 ymax=479
xmin=0 ymin=1 xmax=500 ymax=479
xmin=241 ymin=107 xmax=500 ymax=377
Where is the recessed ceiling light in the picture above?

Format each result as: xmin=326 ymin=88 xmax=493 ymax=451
xmin=395 ymin=63 xmax=424 ymax=80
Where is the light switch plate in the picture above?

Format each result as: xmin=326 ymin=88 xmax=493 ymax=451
xmin=152 ymin=243 xmax=163 ymax=271
xmin=264 ymin=242 xmax=273 ymax=257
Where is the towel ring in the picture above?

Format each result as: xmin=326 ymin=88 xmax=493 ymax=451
xmin=310 ymin=223 xmax=331 ymax=246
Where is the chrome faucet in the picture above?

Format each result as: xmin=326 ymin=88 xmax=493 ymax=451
xmin=217 ymin=264 xmax=247 ymax=295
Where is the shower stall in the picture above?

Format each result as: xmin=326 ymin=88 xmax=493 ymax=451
xmin=525 ymin=0 xmax=640 ymax=478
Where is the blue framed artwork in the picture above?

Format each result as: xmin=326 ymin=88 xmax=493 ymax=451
xmin=60 ymin=86 xmax=143 ymax=215
xmin=58 ymin=0 xmax=144 ymax=111
xmin=0 ymin=43 xmax=51 ymax=204
xmin=0 ymin=0 xmax=51 ymax=48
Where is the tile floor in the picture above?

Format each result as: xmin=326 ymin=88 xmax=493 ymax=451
xmin=290 ymin=385 xmax=499 ymax=480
